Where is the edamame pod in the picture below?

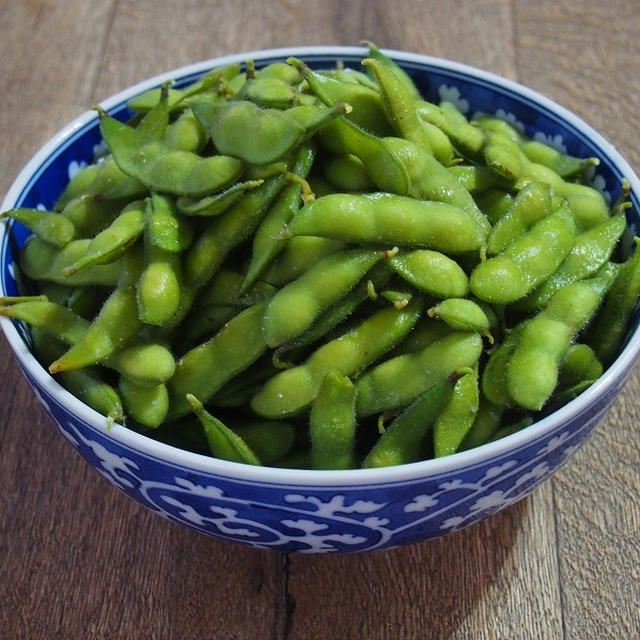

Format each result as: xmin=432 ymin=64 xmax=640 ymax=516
xmin=99 ymin=112 xmax=243 ymax=197
xmin=355 ymin=331 xmax=483 ymax=416
xmin=49 ymin=286 xmax=143 ymax=373
xmin=470 ymin=204 xmax=576 ymax=303
xmin=251 ymin=297 xmax=424 ymax=418
xmin=192 ymin=99 xmax=348 ymax=165
xmin=507 ymin=276 xmax=615 ymax=410
xmin=389 ymin=250 xmax=469 ymax=298
xmin=362 ymin=377 xmax=455 ymax=468
xmin=310 ymin=372 xmax=357 ymax=470
xmin=20 ymin=237 xmax=122 ymax=287
xmin=285 ymin=193 xmax=486 ymax=253
xmin=186 ymin=394 xmax=261 ymax=465
xmin=517 ymin=213 xmax=626 ymax=311
xmin=433 ymin=365 xmax=480 ymax=457
xmin=168 ymin=301 xmax=270 ymax=417
xmin=587 ymin=237 xmax=640 ymax=365
xmin=262 ymin=248 xmax=382 ymax=347
xmin=1 ymin=207 xmax=75 ymax=247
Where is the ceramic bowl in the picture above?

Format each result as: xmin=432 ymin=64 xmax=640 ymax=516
xmin=2 ymin=46 xmax=639 ymax=553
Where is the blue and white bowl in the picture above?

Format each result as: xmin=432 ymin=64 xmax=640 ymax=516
xmin=2 ymin=46 xmax=639 ymax=553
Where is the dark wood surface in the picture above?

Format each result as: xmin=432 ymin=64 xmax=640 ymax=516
xmin=1 ymin=2 xmax=639 ymax=638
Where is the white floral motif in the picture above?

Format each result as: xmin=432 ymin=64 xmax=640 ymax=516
xmin=438 ymin=85 xmax=469 ymax=114
xmin=161 ymin=496 xmax=260 ymax=538
xmin=284 ymin=494 xmax=386 ymax=516
xmin=583 ymin=164 xmax=611 ymax=204
xmin=494 ymin=108 xmax=525 ymax=132
xmin=538 ymin=432 xmax=572 ymax=455
xmin=532 ymin=131 xmax=567 ymax=153
xmin=49 ymin=419 xmax=595 ymax=551
xmin=92 ymin=141 xmax=109 ymax=161
xmin=481 ymin=460 xmax=518 ymax=481
xmin=280 ymin=519 xmax=367 ymax=553
xmin=67 ymin=160 xmax=87 ymax=180
xmin=469 ymin=490 xmax=509 ymax=512
xmin=59 ymin=420 xmax=139 ymax=490
xmin=404 ymin=495 xmax=439 ymax=513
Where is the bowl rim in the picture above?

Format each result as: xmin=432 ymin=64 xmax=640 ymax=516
xmin=2 ymin=44 xmax=639 ymax=487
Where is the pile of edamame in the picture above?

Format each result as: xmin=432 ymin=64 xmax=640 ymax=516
xmin=3 ymin=43 xmax=639 ymax=469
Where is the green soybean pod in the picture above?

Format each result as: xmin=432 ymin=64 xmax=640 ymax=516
xmin=183 ymin=174 xmax=286 ymax=290
xmin=362 ymin=377 xmax=455 ymax=468
xmin=486 ymin=181 xmax=552 ymax=255
xmin=20 ymin=237 xmax=122 ymax=287
xmin=355 ymin=331 xmax=483 ymax=417
xmin=0 ymin=299 xmax=90 ymax=345
xmin=251 ymin=297 xmax=424 ymax=419
xmin=109 ymin=343 xmax=176 ymax=388
xmin=192 ymin=99 xmax=348 ymax=165
xmin=470 ymin=204 xmax=576 ymax=304
xmin=448 ymin=165 xmax=511 ymax=194
xmin=558 ymin=344 xmax=603 ymax=389
xmin=362 ymin=57 xmax=436 ymax=158
xmin=176 ymin=180 xmax=264 ymax=217
xmin=481 ymin=325 xmax=525 ymax=407
xmin=162 ymin=107 xmax=208 ymax=153
xmin=63 ymin=171 xmax=134 ymax=222
xmin=381 ymin=137 xmax=491 ymax=237
xmin=588 ymin=237 xmax=640 ymax=366
xmin=0 ymin=299 xmax=175 ymax=387
xmin=278 ymin=262 xmax=391 ymax=353
xmin=243 ymin=143 xmax=315 ymax=290
xmin=99 ymin=112 xmax=243 ymax=197
xmin=310 ymin=372 xmax=357 ymax=470
xmin=519 ymin=139 xmax=598 ymax=178
xmin=54 ymin=164 xmax=101 ymax=211
xmin=322 ymin=152 xmax=375 ymax=192
xmin=168 ymin=300 xmax=269 ymax=418
xmin=230 ymin=420 xmax=296 ymax=465
xmin=186 ymin=394 xmax=260 ymax=465
xmin=245 ymin=76 xmax=297 ymax=109
xmin=119 ymin=378 xmax=169 ymax=428
xmin=262 ymin=248 xmax=382 ymax=347
xmin=285 ymin=193 xmax=486 ymax=254
xmin=31 ymin=327 xmax=124 ymax=428
xmin=289 ymin=56 xmax=392 ymax=136
xmin=387 ymin=316 xmax=452 ymax=358
xmin=427 ymin=298 xmax=491 ymax=335
xmin=126 ymin=63 xmax=241 ymax=113
xmin=459 ymin=397 xmax=504 ymax=451
xmin=474 ymin=189 xmax=514 ymax=225
xmin=318 ymin=117 xmax=411 ymax=195
xmin=516 ymin=213 xmax=626 ymax=311
xmin=61 ymin=202 xmax=146 ymax=276
xmin=507 ymin=276 xmax=613 ymax=410
xmin=433 ymin=365 xmax=480 ymax=457
xmin=389 ymin=250 xmax=469 ymax=298
xmin=261 ymin=236 xmax=346 ymax=287
xmin=1 ymin=207 xmax=76 ymax=248
xmin=49 ymin=286 xmax=143 ymax=373
xmin=362 ymin=41 xmax=422 ymax=100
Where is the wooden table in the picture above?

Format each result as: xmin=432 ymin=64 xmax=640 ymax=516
xmin=1 ymin=2 xmax=639 ymax=638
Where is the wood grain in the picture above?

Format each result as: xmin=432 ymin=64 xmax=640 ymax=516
xmin=513 ymin=3 xmax=640 ymax=638
xmin=0 ymin=1 xmax=639 ymax=639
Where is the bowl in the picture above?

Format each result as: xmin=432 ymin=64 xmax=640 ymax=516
xmin=2 ymin=46 xmax=639 ymax=553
